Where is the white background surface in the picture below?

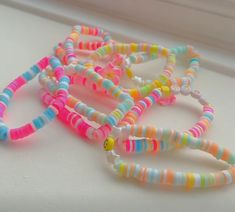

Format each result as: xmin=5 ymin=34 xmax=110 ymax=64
xmin=0 ymin=4 xmax=235 ymax=212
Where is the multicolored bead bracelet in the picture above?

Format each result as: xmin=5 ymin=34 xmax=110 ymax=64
xmin=0 ymin=56 xmax=69 ymax=141
xmin=103 ymin=126 xmax=235 ymax=189
xmin=54 ymin=25 xmax=113 ymax=65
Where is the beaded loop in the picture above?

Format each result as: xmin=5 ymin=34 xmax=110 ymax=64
xmin=106 ymin=125 xmax=235 ymax=189
xmin=0 ymin=56 xmax=69 ymax=141
xmin=55 ymin=25 xmax=113 ymax=65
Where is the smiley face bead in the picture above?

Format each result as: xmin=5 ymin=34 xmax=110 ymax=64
xmin=104 ymin=137 xmax=115 ymax=151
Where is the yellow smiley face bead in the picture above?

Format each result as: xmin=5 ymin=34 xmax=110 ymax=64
xmin=104 ymin=137 xmax=116 ymax=151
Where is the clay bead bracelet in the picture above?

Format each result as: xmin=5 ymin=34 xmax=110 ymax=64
xmin=0 ymin=56 xmax=69 ymax=141
xmin=123 ymin=45 xmax=200 ymax=89
xmin=103 ymin=126 xmax=235 ymax=189
xmin=54 ymin=25 xmax=113 ymax=65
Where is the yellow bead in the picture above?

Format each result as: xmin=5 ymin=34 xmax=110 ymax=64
xmin=103 ymin=137 xmax=115 ymax=151
xmin=105 ymin=45 xmax=112 ymax=54
xmin=161 ymin=85 xmax=171 ymax=97
xmin=126 ymin=68 xmax=134 ymax=78
xmin=150 ymin=44 xmax=158 ymax=54
xmin=119 ymin=163 xmax=126 ymax=176
xmin=70 ymin=32 xmax=79 ymax=42
xmin=162 ymin=48 xmax=169 ymax=57
xmin=130 ymin=43 xmax=138 ymax=52
xmin=186 ymin=173 xmax=195 ymax=189
xmin=153 ymin=80 xmax=162 ymax=88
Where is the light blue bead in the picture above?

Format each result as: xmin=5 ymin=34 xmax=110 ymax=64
xmin=134 ymin=164 xmax=141 ymax=177
xmin=31 ymin=65 xmax=40 ymax=75
xmin=129 ymin=55 xmax=136 ymax=63
xmin=0 ymin=125 xmax=8 ymax=141
xmin=136 ymin=140 xmax=142 ymax=153
xmin=33 ymin=117 xmax=45 ymax=129
xmin=153 ymin=169 xmax=161 ymax=184
xmin=3 ymin=88 xmax=13 ymax=98
xmin=107 ymin=116 xmax=116 ymax=126
xmin=50 ymin=57 xmax=61 ymax=69
xmin=86 ymin=107 xmax=95 ymax=118
xmin=103 ymin=79 xmax=113 ymax=89
xmin=43 ymin=108 xmax=56 ymax=121
xmin=148 ymin=168 xmax=154 ymax=183
xmin=0 ymin=95 xmax=9 ymax=106
xmin=22 ymin=71 xmax=33 ymax=81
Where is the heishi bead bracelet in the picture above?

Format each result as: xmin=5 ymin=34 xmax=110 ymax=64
xmin=54 ymin=25 xmax=113 ymax=65
xmin=103 ymin=126 xmax=235 ymax=189
xmin=0 ymin=56 xmax=69 ymax=141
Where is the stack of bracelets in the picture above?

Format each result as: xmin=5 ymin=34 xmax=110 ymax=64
xmin=1 ymin=24 xmax=234 ymax=190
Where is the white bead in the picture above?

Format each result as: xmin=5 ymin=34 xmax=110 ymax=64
xmin=190 ymin=90 xmax=201 ymax=99
xmin=199 ymin=96 xmax=208 ymax=105
xmin=180 ymin=86 xmax=191 ymax=96
xmin=106 ymin=150 xmax=120 ymax=164
xmin=171 ymin=85 xmax=180 ymax=95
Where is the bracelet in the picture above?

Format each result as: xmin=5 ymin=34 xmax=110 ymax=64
xmin=54 ymin=25 xmax=113 ymax=65
xmin=40 ymin=89 xmax=112 ymax=141
xmin=0 ymin=56 xmax=69 ymax=141
xmin=104 ymin=125 xmax=235 ymax=189
xmin=39 ymin=63 xmax=134 ymax=127
xmin=123 ymin=45 xmax=200 ymax=89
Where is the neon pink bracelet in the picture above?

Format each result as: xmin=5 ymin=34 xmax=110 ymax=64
xmin=39 ymin=63 xmax=134 ymax=127
xmin=0 ymin=56 xmax=70 ymax=141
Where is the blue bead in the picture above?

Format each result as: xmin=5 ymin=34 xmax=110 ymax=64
xmin=60 ymin=76 xmax=70 ymax=83
xmin=153 ymin=169 xmax=161 ymax=183
xmin=50 ymin=57 xmax=61 ymax=69
xmin=129 ymin=55 xmax=136 ymax=63
xmin=59 ymin=83 xmax=68 ymax=90
xmin=136 ymin=140 xmax=142 ymax=153
xmin=190 ymin=58 xmax=199 ymax=63
xmin=22 ymin=71 xmax=33 ymax=81
xmin=3 ymin=88 xmax=13 ymax=98
xmin=0 ymin=125 xmax=8 ymax=141
xmin=0 ymin=95 xmax=9 ymax=106
xmin=103 ymin=79 xmax=113 ymax=89
xmin=33 ymin=117 xmax=45 ymax=129
xmin=43 ymin=108 xmax=56 ymax=121
xmin=31 ymin=65 xmax=40 ymax=75
xmin=107 ymin=116 xmax=116 ymax=126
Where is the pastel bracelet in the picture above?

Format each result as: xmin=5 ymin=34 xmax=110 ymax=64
xmin=90 ymin=43 xmax=200 ymax=100
xmin=104 ymin=126 xmax=235 ymax=189
xmin=54 ymin=25 xmax=112 ymax=65
xmin=0 ymin=56 xmax=69 ymax=141
xmin=123 ymin=45 xmax=200 ymax=90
